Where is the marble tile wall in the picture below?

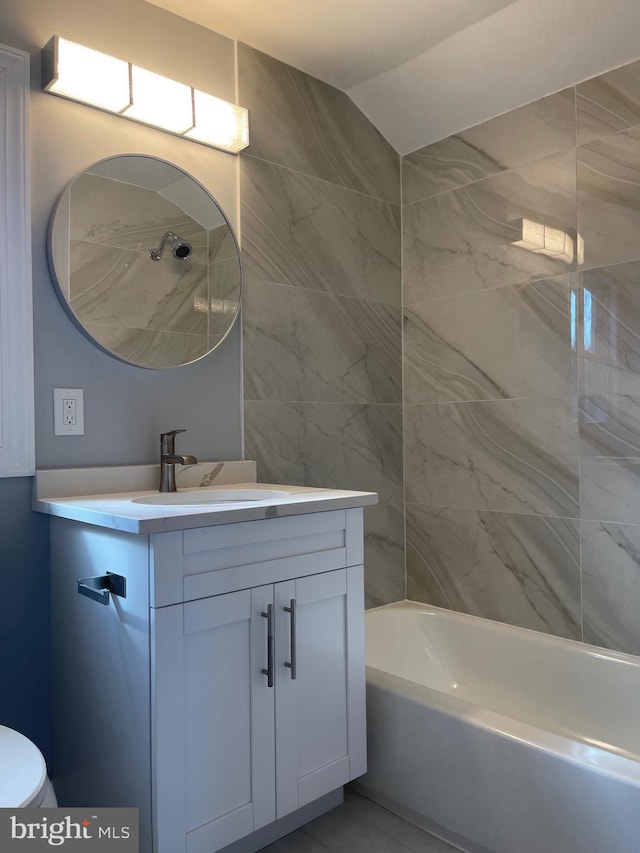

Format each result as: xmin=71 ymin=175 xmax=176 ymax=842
xmin=68 ymin=175 xmax=220 ymax=367
xmin=239 ymin=44 xmax=404 ymax=607
xmin=403 ymin=55 xmax=640 ymax=655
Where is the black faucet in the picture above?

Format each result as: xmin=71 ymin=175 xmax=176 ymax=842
xmin=159 ymin=429 xmax=197 ymax=492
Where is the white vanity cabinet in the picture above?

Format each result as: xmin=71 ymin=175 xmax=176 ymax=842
xmin=50 ymin=504 xmax=367 ymax=853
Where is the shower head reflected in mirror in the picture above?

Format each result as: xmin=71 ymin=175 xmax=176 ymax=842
xmin=150 ymin=231 xmax=193 ymax=262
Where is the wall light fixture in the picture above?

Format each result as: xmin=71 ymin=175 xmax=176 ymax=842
xmin=41 ymin=36 xmax=249 ymax=154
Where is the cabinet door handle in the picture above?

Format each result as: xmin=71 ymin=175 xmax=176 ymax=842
xmin=261 ymin=604 xmax=274 ymax=688
xmin=284 ymin=598 xmax=297 ymax=680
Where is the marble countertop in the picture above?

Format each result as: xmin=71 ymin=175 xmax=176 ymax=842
xmin=33 ymin=463 xmax=377 ymax=534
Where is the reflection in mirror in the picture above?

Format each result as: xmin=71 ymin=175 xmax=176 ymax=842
xmin=48 ymin=154 xmax=242 ymax=369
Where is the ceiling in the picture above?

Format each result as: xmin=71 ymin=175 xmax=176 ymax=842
xmin=147 ymin=0 xmax=640 ymax=154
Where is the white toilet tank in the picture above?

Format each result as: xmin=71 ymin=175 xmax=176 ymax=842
xmin=0 ymin=725 xmax=57 ymax=807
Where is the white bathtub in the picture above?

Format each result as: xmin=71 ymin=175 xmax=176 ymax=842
xmin=355 ymin=601 xmax=640 ymax=853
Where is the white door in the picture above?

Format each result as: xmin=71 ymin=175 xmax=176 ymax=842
xmin=274 ymin=565 xmax=366 ymax=817
xmin=152 ymin=585 xmax=276 ymax=853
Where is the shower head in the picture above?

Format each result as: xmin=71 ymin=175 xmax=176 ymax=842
xmin=150 ymin=231 xmax=193 ymax=262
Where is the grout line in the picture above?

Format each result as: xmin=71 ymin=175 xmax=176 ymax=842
xmin=573 ymin=84 xmax=584 ymax=643
xmin=244 ymin=278 xmax=401 ymax=309
xmin=235 ymin=38 xmax=246 ymax=462
xmin=403 ymin=141 xmax=577 ymax=208
xmin=244 ymin=399 xmax=403 ymax=407
xmin=241 ymin=150 xmax=401 ymax=208
xmin=400 ymin=150 xmax=407 ymax=601
xmin=402 ymin=499 xmax=581 ymax=523
xmin=403 ymin=394 xmax=579 ymax=407
xmin=403 ymin=269 xmax=574 ymax=309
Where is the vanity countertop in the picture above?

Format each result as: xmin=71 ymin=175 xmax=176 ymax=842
xmin=33 ymin=481 xmax=378 ymax=534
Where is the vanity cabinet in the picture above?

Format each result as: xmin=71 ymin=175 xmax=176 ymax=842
xmin=50 ymin=506 xmax=366 ymax=853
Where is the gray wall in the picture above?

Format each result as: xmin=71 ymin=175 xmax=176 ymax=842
xmin=0 ymin=0 xmax=243 ymax=468
xmin=402 ymin=59 xmax=640 ymax=656
xmin=238 ymin=44 xmax=405 ymax=607
xmin=0 ymin=0 xmax=244 ymax=761
xmin=0 ymin=478 xmax=50 ymax=757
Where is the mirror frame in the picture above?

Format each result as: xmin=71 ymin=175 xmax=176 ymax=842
xmin=47 ymin=153 xmax=242 ymax=370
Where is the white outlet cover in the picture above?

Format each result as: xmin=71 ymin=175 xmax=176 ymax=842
xmin=54 ymin=388 xmax=84 ymax=436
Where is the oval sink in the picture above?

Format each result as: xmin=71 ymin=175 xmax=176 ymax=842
xmin=132 ymin=488 xmax=290 ymax=507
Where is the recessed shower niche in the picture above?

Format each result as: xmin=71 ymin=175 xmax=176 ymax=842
xmin=47 ymin=154 xmax=242 ymax=369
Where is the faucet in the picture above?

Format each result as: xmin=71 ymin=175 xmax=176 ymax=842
xmin=159 ymin=429 xmax=197 ymax=492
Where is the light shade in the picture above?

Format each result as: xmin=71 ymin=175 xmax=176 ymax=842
xmin=42 ymin=35 xmax=249 ymax=155
xmin=185 ymin=90 xmax=250 ymax=154
xmin=42 ymin=36 xmax=131 ymax=113
xmin=124 ymin=66 xmax=194 ymax=134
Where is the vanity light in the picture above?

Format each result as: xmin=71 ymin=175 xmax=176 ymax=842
xmin=185 ymin=89 xmax=249 ymax=153
xmin=125 ymin=66 xmax=194 ymax=134
xmin=41 ymin=36 xmax=250 ymax=154
xmin=42 ymin=37 xmax=131 ymax=113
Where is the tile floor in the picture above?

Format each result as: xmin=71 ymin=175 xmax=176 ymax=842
xmin=259 ymin=791 xmax=462 ymax=852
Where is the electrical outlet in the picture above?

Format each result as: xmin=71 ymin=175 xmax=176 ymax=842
xmin=54 ymin=388 xmax=84 ymax=435
xmin=63 ymin=398 xmax=76 ymax=426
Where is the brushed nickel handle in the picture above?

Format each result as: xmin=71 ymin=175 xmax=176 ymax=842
xmin=284 ymin=598 xmax=297 ymax=680
xmin=261 ymin=604 xmax=274 ymax=688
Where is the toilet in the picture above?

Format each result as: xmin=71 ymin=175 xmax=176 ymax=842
xmin=0 ymin=725 xmax=57 ymax=807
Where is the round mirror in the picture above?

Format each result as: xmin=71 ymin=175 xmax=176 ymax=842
xmin=47 ymin=154 xmax=242 ymax=369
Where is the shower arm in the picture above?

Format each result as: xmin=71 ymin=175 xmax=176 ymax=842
xmin=149 ymin=231 xmax=177 ymax=262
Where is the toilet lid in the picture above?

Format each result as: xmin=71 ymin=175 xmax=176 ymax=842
xmin=0 ymin=725 xmax=47 ymax=807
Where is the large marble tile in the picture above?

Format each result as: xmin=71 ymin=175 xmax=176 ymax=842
xmin=70 ymin=173 xmax=208 ymax=260
xmin=244 ymin=384 xmax=405 ymax=603
xmin=580 ymin=389 xmax=640 ymax=527
xmin=403 ymin=149 xmax=577 ymax=303
xmin=241 ymin=157 xmax=401 ymax=305
xmin=580 ymin=456 xmax=640 ymax=524
xmin=406 ymin=504 xmax=581 ymax=639
xmin=243 ymin=282 xmax=401 ymax=404
xmin=83 ymin=323 xmax=209 ymax=369
xmin=578 ymin=262 xmax=640 ymax=396
xmin=582 ymin=520 xmax=640 ymax=656
xmin=577 ymin=58 xmax=640 ymax=145
xmin=580 ymin=393 xmax=640 ymax=457
xmin=69 ymin=241 xmax=209 ymax=335
xmin=403 ymin=89 xmax=576 ymax=205
xmin=244 ymin=401 xmax=403 ymax=506
xmin=363 ymin=503 xmax=405 ymax=609
xmin=208 ymin=223 xmax=239 ymax=265
xmin=404 ymin=398 xmax=579 ymax=517
xmin=403 ymin=274 xmax=576 ymax=403
xmin=577 ymin=127 xmax=640 ymax=271
xmin=238 ymin=44 xmax=400 ymax=205
xmin=208 ymin=257 xmax=242 ymax=320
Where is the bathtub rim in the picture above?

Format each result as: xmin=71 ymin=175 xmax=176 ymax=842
xmin=366 ymin=599 xmax=640 ymax=670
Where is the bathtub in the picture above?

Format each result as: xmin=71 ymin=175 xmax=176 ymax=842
xmin=355 ymin=601 xmax=640 ymax=853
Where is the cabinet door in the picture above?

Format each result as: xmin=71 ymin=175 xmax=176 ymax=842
xmin=152 ymin=585 xmax=276 ymax=853
xmin=274 ymin=565 xmax=366 ymax=818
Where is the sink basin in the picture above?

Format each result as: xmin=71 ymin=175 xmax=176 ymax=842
xmin=132 ymin=487 xmax=290 ymax=507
